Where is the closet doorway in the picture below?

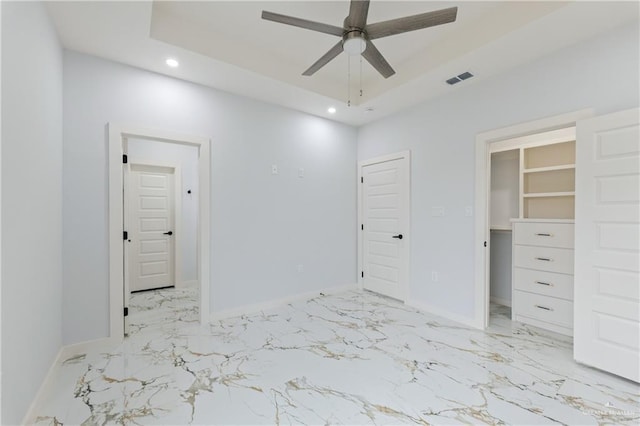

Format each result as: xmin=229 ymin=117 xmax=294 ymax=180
xmin=485 ymin=127 xmax=576 ymax=330
xmin=473 ymin=109 xmax=592 ymax=329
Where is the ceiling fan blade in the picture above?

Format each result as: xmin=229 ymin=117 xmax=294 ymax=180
xmin=262 ymin=11 xmax=343 ymax=37
xmin=366 ymin=6 xmax=458 ymax=40
xmin=362 ymin=41 xmax=395 ymax=78
xmin=302 ymin=41 xmax=344 ymax=76
xmin=346 ymin=0 xmax=370 ymax=29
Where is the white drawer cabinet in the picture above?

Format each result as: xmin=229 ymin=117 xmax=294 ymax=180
xmin=513 ymin=245 xmax=574 ymax=275
xmin=511 ymin=219 xmax=574 ymax=336
xmin=513 ymin=268 xmax=574 ymax=300
xmin=513 ymin=291 xmax=573 ymax=329
xmin=513 ymin=222 xmax=575 ymax=248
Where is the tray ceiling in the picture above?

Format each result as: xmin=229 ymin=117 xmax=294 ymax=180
xmin=46 ymin=1 xmax=639 ymax=125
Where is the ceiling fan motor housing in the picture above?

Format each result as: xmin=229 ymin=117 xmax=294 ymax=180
xmin=343 ymin=30 xmax=367 ymax=55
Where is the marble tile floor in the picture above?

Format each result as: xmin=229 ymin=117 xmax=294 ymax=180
xmin=34 ymin=290 xmax=639 ymax=425
xmin=127 ymin=286 xmax=199 ymax=336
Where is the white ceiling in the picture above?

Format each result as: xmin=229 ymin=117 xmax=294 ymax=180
xmin=46 ymin=1 xmax=639 ymax=126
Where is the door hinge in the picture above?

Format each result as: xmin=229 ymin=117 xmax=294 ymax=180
xmin=361 ymin=271 xmax=364 ymax=278
xmin=361 ymin=176 xmax=363 ymax=183
xmin=484 ymin=241 xmax=487 ymax=247
xmin=361 ymin=224 xmax=364 ymax=230
xmin=124 ymin=307 xmax=129 ymax=317
xmin=123 ymin=154 xmax=128 ymax=164
xmin=123 ymin=231 xmax=128 ymax=240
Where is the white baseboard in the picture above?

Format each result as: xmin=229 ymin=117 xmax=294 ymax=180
xmin=21 ymin=346 xmax=64 ymax=425
xmin=210 ymin=283 xmax=358 ymax=321
xmin=406 ymin=299 xmax=481 ymax=329
xmin=490 ymin=296 xmax=512 ymax=307
xmin=22 ymin=337 xmax=116 ymax=425
xmin=177 ymin=280 xmax=198 ymax=289
xmin=59 ymin=337 xmax=117 ymax=359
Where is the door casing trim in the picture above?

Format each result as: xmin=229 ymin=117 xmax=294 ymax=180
xmin=473 ymin=109 xmax=593 ymax=330
xmin=108 ymin=123 xmax=211 ymax=340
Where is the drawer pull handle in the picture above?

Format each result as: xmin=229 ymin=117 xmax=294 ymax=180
xmin=535 ymin=281 xmax=553 ymax=287
xmin=535 ymin=305 xmax=553 ymax=311
xmin=535 ymin=257 xmax=553 ymax=262
xmin=535 ymin=233 xmax=553 ymax=237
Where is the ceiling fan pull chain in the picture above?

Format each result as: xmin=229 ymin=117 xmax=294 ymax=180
xmin=359 ymin=54 xmax=363 ymax=98
xmin=347 ymin=54 xmax=351 ymax=107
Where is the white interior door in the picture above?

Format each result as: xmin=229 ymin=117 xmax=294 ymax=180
xmin=574 ymin=108 xmax=640 ymax=383
xmin=129 ymin=164 xmax=176 ymax=292
xmin=361 ymin=154 xmax=410 ymax=301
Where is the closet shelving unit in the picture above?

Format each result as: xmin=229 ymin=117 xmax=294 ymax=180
xmin=510 ymin=130 xmax=577 ymax=336
xmin=520 ymin=140 xmax=576 ymax=220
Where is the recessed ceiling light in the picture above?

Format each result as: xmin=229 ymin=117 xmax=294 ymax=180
xmin=165 ymin=58 xmax=179 ymax=68
xmin=327 ymin=107 xmax=336 ymax=114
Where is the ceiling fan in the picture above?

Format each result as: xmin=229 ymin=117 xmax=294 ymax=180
xmin=262 ymin=0 xmax=458 ymax=79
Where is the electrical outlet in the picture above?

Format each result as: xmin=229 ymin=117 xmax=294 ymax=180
xmin=271 ymin=164 xmax=278 ymax=175
xmin=431 ymin=271 xmax=438 ymax=282
xmin=298 ymin=168 xmax=305 ymax=178
xmin=465 ymin=206 xmax=473 ymax=217
xmin=297 ymin=264 xmax=304 ymax=273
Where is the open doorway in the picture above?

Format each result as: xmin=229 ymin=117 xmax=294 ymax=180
xmin=108 ymin=124 xmax=211 ymax=340
xmin=124 ymin=138 xmax=200 ymax=335
xmin=488 ymin=149 xmax=519 ymax=325
xmin=474 ymin=111 xmax=588 ymax=330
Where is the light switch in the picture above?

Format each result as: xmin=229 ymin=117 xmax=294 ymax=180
xmin=298 ymin=168 xmax=304 ymax=178
xmin=431 ymin=206 xmax=445 ymax=217
xmin=271 ymin=164 xmax=278 ymax=175
xmin=465 ymin=206 xmax=473 ymax=217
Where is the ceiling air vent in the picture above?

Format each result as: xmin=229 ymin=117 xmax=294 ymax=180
xmin=446 ymin=71 xmax=474 ymax=85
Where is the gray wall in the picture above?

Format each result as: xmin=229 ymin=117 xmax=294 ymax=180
xmin=491 ymin=150 xmax=519 ymax=229
xmin=357 ymin=22 xmax=640 ymax=321
xmin=128 ymin=138 xmax=199 ymax=283
xmin=62 ymin=51 xmax=358 ymax=344
xmin=489 ymin=150 xmax=519 ymax=305
xmin=490 ymin=230 xmax=512 ymax=306
xmin=1 ymin=2 xmax=64 ymax=424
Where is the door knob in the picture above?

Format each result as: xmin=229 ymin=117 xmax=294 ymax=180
xmin=163 ymin=231 xmax=173 ymax=236
xmin=392 ymin=234 xmax=403 ymax=239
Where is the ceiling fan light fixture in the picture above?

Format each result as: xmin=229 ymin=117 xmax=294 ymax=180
xmin=262 ymin=1 xmax=458 ymax=78
xmin=343 ymin=32 xmax=366 ymax=55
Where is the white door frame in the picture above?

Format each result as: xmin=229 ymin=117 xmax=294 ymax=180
xmin=357 ymin=150 xmax=411 ymax=302
xmin=109 ymin=123 xmax=211 ymax=339
xmin=473 ymin=109 xmax=592 ymax=329
xmin=126 ymin=161 xmax=182 ymax=293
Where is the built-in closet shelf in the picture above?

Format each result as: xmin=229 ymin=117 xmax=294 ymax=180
xmin=523 ymin=192 xmax=575 ymax=198
xmin=519 ymin=137 xmax=576 ymax=220
xmin=523 ymin=164 xmax=576 ymax=174
xmin=490 ymin=227 xmax=513 ymax=233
